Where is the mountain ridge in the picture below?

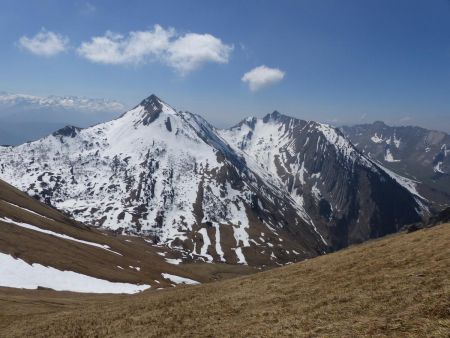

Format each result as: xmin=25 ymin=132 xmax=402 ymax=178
xmin=341 ymin=121 xmax=450 ymax=206
xmin=0 ymin=94 xmax=427 ymax=265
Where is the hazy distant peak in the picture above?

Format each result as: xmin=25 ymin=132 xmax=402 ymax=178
xmin=0 ymin=92 xmax=126 ymax=113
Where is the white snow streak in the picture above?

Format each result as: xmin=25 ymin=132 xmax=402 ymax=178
xmin=0 ymin=253 xmax=149 ymax=294
xmin=0 ymin=217 xmax=122 ymax=256
xmin=161 ymin=273 xmax=199 ymax=285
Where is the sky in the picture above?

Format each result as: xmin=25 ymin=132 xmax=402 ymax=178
xmin=0 ymin=0 xmax=450 ymax=130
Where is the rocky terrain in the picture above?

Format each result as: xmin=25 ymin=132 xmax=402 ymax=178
xmin=342 ymin=121 xmax=450 ymax=207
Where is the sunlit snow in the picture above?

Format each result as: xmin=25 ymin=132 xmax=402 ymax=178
xmin=0 ymin=253 xmax=150 ymax=294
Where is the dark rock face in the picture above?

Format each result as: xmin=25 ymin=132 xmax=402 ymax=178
xmin=165 ymin=117 xmax=172 ymax=132
xmin=341 ymin=122 xmax=450 ymax=208
xmin=138 ymin=94 xmax=164 ymax=126
xmin=429 ymin=207 xmax=450 ymax=225
xmin=52 ymin=126 xmax=82 ymax=138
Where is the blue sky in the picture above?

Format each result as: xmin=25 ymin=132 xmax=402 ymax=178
xmin=0 ymin=0 xmax=449 ymax=130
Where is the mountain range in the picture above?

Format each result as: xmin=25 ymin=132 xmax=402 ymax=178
xmin=0 ymin=94 xmax=432 ymax=267
xmin=341 ymin=122 xmax=450 ymax=206
xmin=0 ymin=92 xmax=125 ymax=145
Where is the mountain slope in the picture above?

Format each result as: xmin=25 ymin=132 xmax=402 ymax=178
xmin=220 ymin=112 xmax=426 ymax=249
xmin=0 ymin=95 xmax=426 ymax=265
xmin=2 ymin=223 xmax=448 ymax=337
xmin=342 ymin=122 xmax=450 ymax=206
xmin=0 ymin=177 xmax=255 ymax=292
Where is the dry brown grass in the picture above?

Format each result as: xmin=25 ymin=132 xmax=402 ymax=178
xmin=1 ymin=223 xmax=449 ymax=337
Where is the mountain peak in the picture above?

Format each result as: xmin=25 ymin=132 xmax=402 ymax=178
xmin=262 ymin=110 xmax=290 ymax=123
xmin=139 ymin=94 xmax=163 ymax=111
xmin=129 ymin=94 xmax=175 ymax=126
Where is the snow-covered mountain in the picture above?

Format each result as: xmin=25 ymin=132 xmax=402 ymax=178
xmin=0 ymin=95 xmax=427 ymax=265
xmin=0 ymin=92 xmax=125 ymax=113
xmin=341 ymin=122 xmax=450 ymax=207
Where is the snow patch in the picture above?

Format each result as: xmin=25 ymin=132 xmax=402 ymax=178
xmin=384 ymin=149 xmax=400 ymax=162
xmin=197 ymin=228 xmax=213 ymax=262
xmin=0 ymin=253 xmax=149 ymax=294
xmin=371 ymin=133 xmax=384 ymax=143
xmin=161 ymin=273 xmax=199 ymax=285
xmin=165 ymin=258 xmax=182 ymax=265
xmin=0 ymin=217 xmax=122 ymax=256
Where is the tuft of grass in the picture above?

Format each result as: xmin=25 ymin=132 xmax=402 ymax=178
xmin=1 ymin=223 xmax=449 ymax=337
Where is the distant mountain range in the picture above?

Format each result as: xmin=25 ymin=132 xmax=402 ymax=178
xmin=0 ymin=94 xmax=432 ymax=266
xmin=0 ymin=92 xmax=126 ymax=145
xmin=341 ymin=122 xmax=450 ymax=206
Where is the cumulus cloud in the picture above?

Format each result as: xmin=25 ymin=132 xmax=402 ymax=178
xmin=18 ymin=29 xmax=69 ymax=57
xmin=241 ymin=65 xmax=285 ymax=91
xmin=77 ymin=25 xmax=233 ymax=75
xmin=167 ymin=33 xmax=232 ymax=75
xmin=78 ymin=26 xmax=174 ymax=64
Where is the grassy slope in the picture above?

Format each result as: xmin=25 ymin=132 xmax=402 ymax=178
xmin=0 ymin=178 xmax=256 ymax=288
xmin=1 ymin=223 xmax=449 ymax=337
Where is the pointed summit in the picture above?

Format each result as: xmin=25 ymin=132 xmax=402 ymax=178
xmin=262 ymin=110 xmax=287 ymax=123
xmin=136 ymin=94 xmax=165 ymax=126
xmin=139 ymin=94 xmax=163 ymax=111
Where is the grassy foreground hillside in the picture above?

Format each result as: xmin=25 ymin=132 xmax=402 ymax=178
xmin=1 ymin=223 xmax=449 ymax=337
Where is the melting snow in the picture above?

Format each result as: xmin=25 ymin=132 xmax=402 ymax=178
xmin=0 ymin=217 xmax=122 ymax=256
xmin=0 ymin=253 xmax=149 ymax=294
xmin=393 ymin=134 xmax=401 ymax=148
xmin=384 ymin=149 xmax=400 ymax=162
xmin=165 ymin=258 xmax=182 ymax=265
xmin=370 ymin=134 xmax=384 ymax=143
xmin=434 ymin=162 xmax=444 ymax=174
xmin=233 ymin=247 xmax=247 ymax=264
xmin=2 ymin=201 xmax=53 ymax=220
xmin=213 ymin=223 xmax=225 ymax=262
xmin=161 ymin=273 xmax=199 ymax=285
xmin=197 ymin=228 xmax=213 ymax=262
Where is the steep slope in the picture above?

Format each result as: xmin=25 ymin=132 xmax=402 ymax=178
xmin=0 ymin=177 xmax=255 ymax=292
xmin=2 ymin=223 xmax=448 ymax=337
xmin=0 ymin=95 xmax=426 ymax=264
xmin=220 ymin=112 xmax=426 ymax=249
xmin=341 ymin=121 xmax=450 ymax=206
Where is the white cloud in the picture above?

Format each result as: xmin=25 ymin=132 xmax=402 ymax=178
xmin=77 ymin=25 xmax=233 ymax=75
xmin=78 ymin=25 xmax=174 ymax=65
xmin=167 ymin=33 xmax=233 ymax=75
xmin=241 ymin=65 xmax=285 ymax=91
xmin=18 ymin=29 xmax=69 ymax=57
